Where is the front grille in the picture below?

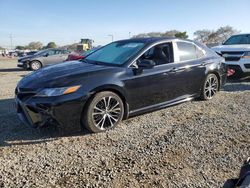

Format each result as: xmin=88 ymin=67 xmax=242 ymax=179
xmin=221 ymin=51 xmax=244 ymax=62
xmin=244 ymin=64 xmax=250 ymax=69
xmin=16 ymin=87 xmax=37 ymax=101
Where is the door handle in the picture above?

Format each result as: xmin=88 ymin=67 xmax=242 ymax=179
xmin=200 ymin=62 xmax=206 ymax=66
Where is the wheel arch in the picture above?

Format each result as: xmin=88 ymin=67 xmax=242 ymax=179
xmin=30 ymin=59 xmax=43 ymax=67
xmin=86 ymin=84 xmax=129 ymax=120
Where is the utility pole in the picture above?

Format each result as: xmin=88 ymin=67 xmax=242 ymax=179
xmin=108 ymin=34 xmax=114 ymax=42
xmin=9 ymin=34 xmax=13 ymax=50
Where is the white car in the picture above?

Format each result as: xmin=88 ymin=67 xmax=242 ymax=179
xmin=212 ymin=34 xmax=250 ymax=76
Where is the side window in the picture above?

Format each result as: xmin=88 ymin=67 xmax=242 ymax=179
xmin=63 ymin=50 xmax=70 ymax=54
xmin=139 ymin=42 xmax=174 ymax=66
xmin=196 ymin=47 xmax=205 ymax=58
xmin=47 ymin=50 xmax=56 ymax=56
xmin=55 ymin=50 xmax=63 ymax=55
xmin=177 ymin=42 xmax=197 ymax=61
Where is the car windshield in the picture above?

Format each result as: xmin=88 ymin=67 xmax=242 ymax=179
xmin=34 ymin=49 xmax=49 ymax=56
xmin=85 ymin=41 xmax=145 ymax=65
xmin=224 ymin=35 xmax=250 ymax=45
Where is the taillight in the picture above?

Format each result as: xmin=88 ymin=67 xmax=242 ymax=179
xmin=227 ymin=69 xmax=235 ymax=76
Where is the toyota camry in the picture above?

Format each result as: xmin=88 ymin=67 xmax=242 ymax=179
xmin=15 ymin=37 xmax=227 ymax=133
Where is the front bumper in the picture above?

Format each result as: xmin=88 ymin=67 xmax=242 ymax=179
xmin=17 ymin=61 xmax=29 ymax=69
xmin=224 ymin=59 xmax=250 ymax=73
xmin=17 ymin=62 xmax=24 ymax=68
xmin=15 ymin=91 xmax=88 ymax=133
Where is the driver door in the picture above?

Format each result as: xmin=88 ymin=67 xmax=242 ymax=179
xmin=124 ymin=42 xmax=178 ymax=111
xmin=44 ymin=49 xmax=63 ymax=65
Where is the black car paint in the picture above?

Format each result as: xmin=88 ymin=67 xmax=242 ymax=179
xmin=16 ymin=38 xmax=227 ymax=132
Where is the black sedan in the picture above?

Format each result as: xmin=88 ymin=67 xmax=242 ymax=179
xmin=15 ymin=37 xmax=227 ymax=133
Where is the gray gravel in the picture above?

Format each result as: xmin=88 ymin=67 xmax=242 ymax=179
xmin=0 ymin=59 xmax=249 ymax=188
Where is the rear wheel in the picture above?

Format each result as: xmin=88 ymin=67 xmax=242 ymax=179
xmin=82 ymin=91 xmax=124 ymax=133
xmin=30 ymin=60 xmax=42 ymax=71
xmin=200 ymin=73 xmax=219 ymax=100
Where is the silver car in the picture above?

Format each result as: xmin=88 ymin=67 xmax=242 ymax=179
xmin=17 ymin=48 xmax=70 ymax=71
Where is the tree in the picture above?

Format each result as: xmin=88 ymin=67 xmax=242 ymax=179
xmin=133 ymin=30 xmax=188 ymax=39
xmin=16 ymin=45 xmax=26 ymax=50
xmin=61 ymin=43 xmax=78 ymax=51
xmin=27 ymin=42 xmax=43 ymax=50
xmin=194 ymin=26 xmax=239 ymax=44
xmin=215 ymin=26 xmax=238 ymax=43
xmin=46 ymin=42 xmax=57 ymax=49
xmin=175 ymin=32 xmax=188 ymax=39
xmin=163 ymin=30 xmax=180 ymax=37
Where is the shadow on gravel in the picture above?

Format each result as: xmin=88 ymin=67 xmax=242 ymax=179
xmin=0 ymin=98 xmax=90 ymax=148
xmin=223 ymin=76 xmax=250 ymax=92
xmin=0 ymin=68 xmax=26 ymax=72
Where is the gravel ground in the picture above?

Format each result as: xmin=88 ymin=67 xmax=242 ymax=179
xmin=0 ymin=60 xmax=249 ymax=188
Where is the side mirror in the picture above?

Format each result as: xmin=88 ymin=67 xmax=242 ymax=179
xmin=137 ymin=60 xmax=155 ymax=69
xmin=43 ymin=53 xmax=49 ymax=57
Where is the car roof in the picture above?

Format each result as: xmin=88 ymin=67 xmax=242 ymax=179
xmin=231 ymin=33 xmax=250 ymax=37
xmin=115 ymin=37 xmax=193 ymax=44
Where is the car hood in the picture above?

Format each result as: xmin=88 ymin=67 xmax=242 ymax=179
xmin=18 ymin=61 xmax=114 ymax=89
xmin=18 ymin=54 xmax=35 ymax=61
xmin=212 ymin=44 xmax=250 ymax=52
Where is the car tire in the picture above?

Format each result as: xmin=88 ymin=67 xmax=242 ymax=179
xmin=30 ymin=60 xmax=42 ymax=71
xmin=82 ymin=91 xmax=124 ymax=133
xmin=200 ymin=73 xmax=219 ymax=100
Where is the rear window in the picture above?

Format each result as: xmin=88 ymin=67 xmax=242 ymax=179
xmin=177 ymin=42 xmax=197 ymax=61
xmin=224 ymin=35 xmax=250 ymax=45
xmin=177 ymin=42 xmax=205 ymax=61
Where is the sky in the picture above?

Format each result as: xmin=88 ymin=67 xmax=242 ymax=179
xmin=0 ymin=0 xmax=250 ymax=48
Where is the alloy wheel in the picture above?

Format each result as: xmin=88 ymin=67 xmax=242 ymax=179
xmin=92 ymin=96 xmax=122 ymax=130
xmin=31 ymin=61 xmax=41 ymax=70
xmin=204 ymin=75 xmax=218 ymax=99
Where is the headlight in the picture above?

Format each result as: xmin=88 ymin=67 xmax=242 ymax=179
xmin=36 ymin=85 xmax=81 ymax=97
xmin=242 ymin=52 xmax=250 ymax=59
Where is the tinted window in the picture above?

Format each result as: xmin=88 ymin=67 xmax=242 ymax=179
xmin=62 ymin=50 xmax=70 ymax=54
xmin=47 ymin=50 xmax=56 ymax=56
xmin=34 ymin=49 xmax=49 ymax=56
xmin=139 ymin=43 xmax=174 ymax=66
xmin=55 ymin=50 xmax=62 ymax=55
xmin=177 ymin=42 xmax=197 ymax=61
xmin=224 ymin=35 xmax=250 ymax=45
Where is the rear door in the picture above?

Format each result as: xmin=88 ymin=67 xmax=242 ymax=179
xmin=57 ymin=50 xmax=70 ymax=62
xmin=172 ymin=41 xmax=207 ymax=96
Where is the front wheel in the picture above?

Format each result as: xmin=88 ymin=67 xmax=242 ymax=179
xmin=82 ymin=91 xmax=124 ymax=133
xmin=30 ymin=60 xmax=42 ymax=71
xmin=200 ymin=73 xmax=219 ymax=100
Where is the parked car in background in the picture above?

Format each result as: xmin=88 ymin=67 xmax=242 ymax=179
xmin=66 ymin=48 xmax=100 ymax=61
xmin=17 ymin=48 xmax=70 ymax=70
xmin=9 ymin=51 xmax=18 ymax=57
xmin=15 ymin=38 xmax=227 ymax=134
xmin=17 ymin=51 xmax=37 ymax=57
xmin=212 ymin=34 xmax=250 ymax=77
